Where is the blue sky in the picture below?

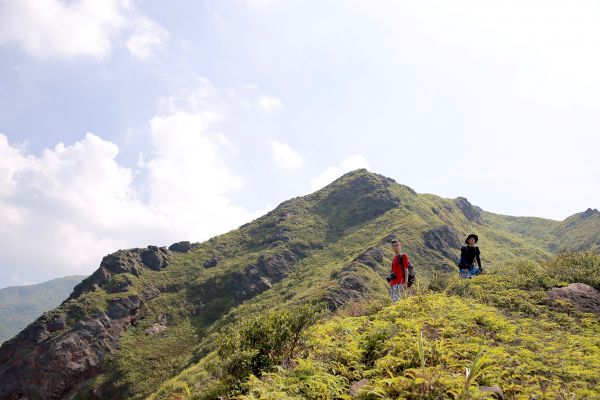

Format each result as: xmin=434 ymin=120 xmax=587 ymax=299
xmin=1 ymin=0 xmax=599 ymax=288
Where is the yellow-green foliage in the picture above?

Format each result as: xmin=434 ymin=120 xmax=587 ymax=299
xmin=228 ymin=290 xmax=600 ymax=399
xmin=151 ymin=252 xmax=600 ymax=400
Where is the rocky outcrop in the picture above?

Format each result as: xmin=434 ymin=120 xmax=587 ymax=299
xmin=454 ymin=197 xmax=482 ymax=225
xmin=140 ymin=246 xmax=171 ymax=271
xmin=188 ymin=248 xmax=308 ymax=324
xmin=354 ymin=247 xmax=385 ymax=270
xmin=168 ymin=241 xmax=192 ymax=253
xmin=548 ymin=283 xmax=600 ymax=314
xmin=232 ymin=251 xmax=302 ymax=303
xmin=70 ymin=246 xmax=170 ymax=299
xmin=325 ymin=247 xmax=386 ymax=310
xmin=0 ymin=290 xmax=158 ymax=400
xmin=0 ymin=247 xmax=167 ymax=400
xmin=423 ymin=226 xmax=462 ymax=259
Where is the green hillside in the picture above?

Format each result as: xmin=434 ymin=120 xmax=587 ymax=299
xmin=182 ymin=252 xmax=599 ymax=400
xmin=0 ymin=169 xmax=598 ymax=400
xmin=79 ymin=170 xmax=560 ymax=399
xmin=0 ymin=275 xmax=85 ymax=344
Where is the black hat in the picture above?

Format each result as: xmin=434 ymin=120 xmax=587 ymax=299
xmin=465 ymin=234 xmax=478 ymax=244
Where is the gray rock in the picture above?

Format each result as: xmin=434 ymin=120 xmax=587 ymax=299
xmin=168 ymin=241 xmax=192 ymax=253
xmin=454 ymin=197 xmax=482 ymax=224
xmin=354 ymin=247 xmax=384 ymax=270
xmin=349 ymin=379 xmax=369 ymax=397
xmin=203 ymin=256 xmax=218 ymax=268
xmin=548 ymin=283 xmax=600 ymax=314
xmin=141 ymin=246 xmax=170 ymax=270
xmin=0 ymin=289 xmax=149 ymax=400
xmin=423 ymin=226 xmax=462 ymax=259
xmin=107 ymin=295 xmax=143 ymax=319
xmin=46 ymin=314 xmax=67 ymax=333
xmin=106 ymin=275 xmax=134 ymax=293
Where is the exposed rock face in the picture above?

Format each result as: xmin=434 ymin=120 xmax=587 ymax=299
xmin=232 ymin=251 xmax=302 ymax=303
xmin=325 ymin=247 xmax=386 ymax=310
xmin=189 ymin=248 xmax=309 ymax=323
xmin=454 ymin=197 xmax=482 ymax=225
xmin=580 ymin=208 xmax=599 ymax=219
xmin=548 ymin=283 xmax=600 ymax=314
xmin=140 ymin=246 xmax=171 ymax=271
xmin=168 ymin=241 xmax=192 ymax=253
xmin=423 ymin=226 xmax=462 ymax=259
xmin=354 ymin=247 xmax=385 ymax=270
xmin=0 ymin=248 xmax=165 ymax=400
xmin=106 ymin=275 xmax=134 ymax=294
xmin=71 ymin=250 xmax=141 ymax=299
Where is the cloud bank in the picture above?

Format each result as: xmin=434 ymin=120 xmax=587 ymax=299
xmin=0 ymin=79 xmax=265 ymax=287
xmin=0 ymin=0 xmax=167 ymax=59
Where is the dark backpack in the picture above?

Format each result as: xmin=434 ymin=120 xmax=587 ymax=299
xmin=398 ymin=254 xmax=416 ymax=287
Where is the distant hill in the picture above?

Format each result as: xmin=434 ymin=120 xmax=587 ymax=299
xmin=0 ymin=169 xmax=598 ymax=400
xmin=0 ymin=275 xmax=85 ymax=344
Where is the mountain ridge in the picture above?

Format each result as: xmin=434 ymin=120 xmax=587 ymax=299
xmin=0 ymin=169 xmax=598 ymax=400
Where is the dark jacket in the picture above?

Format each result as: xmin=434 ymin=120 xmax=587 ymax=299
xmin=460 ymin=246 xmax=481 ymax=268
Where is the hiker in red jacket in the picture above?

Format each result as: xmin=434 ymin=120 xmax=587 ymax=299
xmin=387 ymin=239 xmax=413 ymax=301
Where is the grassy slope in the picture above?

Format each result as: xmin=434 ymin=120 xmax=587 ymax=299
xmin=62 ymin=169 xmax=596 ymax=399
xmin=0 ymin=275 xmax=86 ymax=344
xmin=154 ymin=252 xmax=600 ymax=400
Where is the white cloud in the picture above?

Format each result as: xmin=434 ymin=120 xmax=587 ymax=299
xmin=0 ymin=80 xmax=267 ymax=288
xmin=268 ymin=140 xmax=303 ymax=169
xmin=258 ymin=95 xmax=282 ymax=113
xmin=0 ymin=0 xmax=168 ymax=59
xmin=127 ymin=17 xmax=169 ymax=59
xmin=310 ymin=154 xmax=370 ymax=192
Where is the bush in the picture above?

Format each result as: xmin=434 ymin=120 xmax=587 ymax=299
xmin=543 ymin=251 xmax=600 ymax=289
xmin=216 ymin=303 xmax=324 ymax=384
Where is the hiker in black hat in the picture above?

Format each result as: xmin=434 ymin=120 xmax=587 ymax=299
xmin=458 ymin=234 xmax=483 ymax=278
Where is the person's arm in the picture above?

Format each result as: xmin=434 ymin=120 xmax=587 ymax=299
xmin=476 ymin=248 xmax=482 ymax=269
xmin=459 ymin=246 xmax=466 ymax=268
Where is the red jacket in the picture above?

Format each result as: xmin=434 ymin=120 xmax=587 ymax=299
xmin=390 ymin=253 xmax=409 ymax=285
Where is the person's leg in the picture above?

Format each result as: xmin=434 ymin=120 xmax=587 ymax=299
xmin=459 ymin=268 xmax=470 ymax=279
xmin=390 ymin=284 xmax=400 ymax=302
xmin=470 ymin=265 xmax=481 ymax=277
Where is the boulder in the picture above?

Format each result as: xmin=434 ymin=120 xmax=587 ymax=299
xmin=203 ymin=256 xmax=218 ymax=269
xmin=548 ymin=283 xmax=600 ymax=314
xmin=141 ymin=246 xmax=170 ymax=270
xmin=168 ymin=241 xmax=192 ymax=253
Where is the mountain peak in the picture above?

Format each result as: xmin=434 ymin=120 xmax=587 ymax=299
xmin=581 ymin=208 xmax=600 ymax=219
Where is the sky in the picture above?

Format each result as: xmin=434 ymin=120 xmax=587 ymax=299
xmin=1 ymin=0 xmax=599 ymax=288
